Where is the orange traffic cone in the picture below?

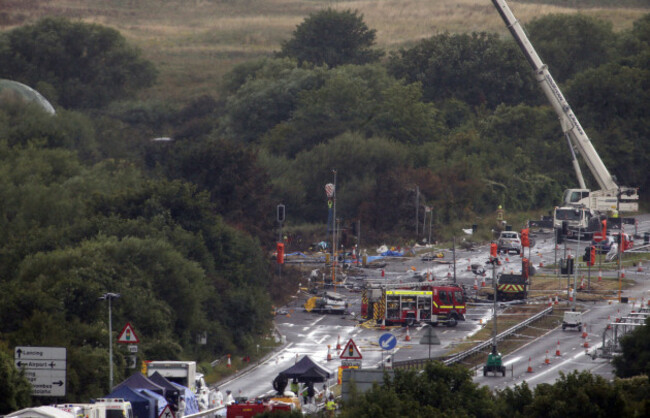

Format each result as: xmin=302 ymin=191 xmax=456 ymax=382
xmin=621 ymin=269 xmax=626 ymax=279
xmin=327 ymin=345 xmax=332 ymax=361
xmin=598 ymin=269 xmax=602 ymax=282
xmin=481 ymin=276 xmax=486 ymax=287
xmin=506 ymin=256 xmax=510 ymax=262
xmin=638 ymin=262 xmax=644 ymax=272
xmin=336 ymin=335 xmax=342 ymax=350
xmin=405 ymin=326 xmax=411 ymax=342
xmin=548 ymin=297 xmax=552 ymax=307
xmin=555 ymin=340 xmax=561 ymax=356
xmin=381 ymin=269 xmax=385 ymax=277
xmin=582 ymin=324 xmax=588 ymax=339
xmin=381 ymin=318 xmax=386 ymax=330
xmin=584 ymin=340 xmax=589 ymax=348
xmin=227 ymin=354 xmax=231 ymax=368
xmin=544 ymin=350 xmax=550 ymax=365
xmin=473 ymin=277 xmax=478 ymax=291
xmin=554 ymin=294 xmax=559 ymax=305
xmin=467 ymin=259 xmax=471 ymax=271
xmin=527 ymin=357 xmax=533 ymax=373
xmin=580 ymin=276 xmax=585 ymax=290
xmin=539 ymin=260 xmax=544 ymax=268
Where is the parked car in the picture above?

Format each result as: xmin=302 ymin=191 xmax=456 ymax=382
xmin=497 ymin=231 xmax=522 ymax=254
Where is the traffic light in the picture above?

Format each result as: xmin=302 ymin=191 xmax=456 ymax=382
xmin=556 ymin=227 xmax=564 ymax=245
xmin=583 ymin=246 xmax=591 ymax=263
xmin=276 ymin=204 xmax=285 ymax=223
xmin=521 ymin=228 xmax=530 ymax=248
xmin=276 ymin=242 xmax=285 ymax=264
xmin=561 ymin=221 xmax=568 ymax=236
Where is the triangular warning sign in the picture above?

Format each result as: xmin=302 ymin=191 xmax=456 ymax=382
xmin=117 ymin=322 xmax=140 ymax=344
xmin=158 ymin=405 xmax=173 ymax=418
xmin=340 ymin=338 xmax=362 ymax=359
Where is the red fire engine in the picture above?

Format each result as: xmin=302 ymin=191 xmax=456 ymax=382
xmin=361 ymin=283 xmax=466 ymax=327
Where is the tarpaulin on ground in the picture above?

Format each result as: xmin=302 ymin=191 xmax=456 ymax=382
xmin=380 ymin=250 xmax=403 ymax=257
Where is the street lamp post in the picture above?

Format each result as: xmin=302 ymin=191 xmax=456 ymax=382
xmin=99 ymin=292 xmax=120 ymax=390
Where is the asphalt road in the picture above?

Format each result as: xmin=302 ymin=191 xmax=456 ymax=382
xmin=217 ymin=214 xmax=650 ymax=399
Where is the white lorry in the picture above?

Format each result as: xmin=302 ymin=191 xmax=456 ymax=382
xmin=489 ymin=0 xmax=638 ymax=230
xmin=146 ymin=361 xmax=211 ymax=409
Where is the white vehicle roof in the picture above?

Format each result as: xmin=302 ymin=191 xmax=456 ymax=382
xmin=7 ymin=407 xmax=74 ymax=418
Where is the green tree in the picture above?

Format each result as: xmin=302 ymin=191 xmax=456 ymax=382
xmin=278 ymin=9 xmax=383 ymax=67
xmin=387 ymin=32 xmax=537 ymax=108
xmin=0 ymin=348 xmax=32 ymax=413
xmin=613 ymin=317 xmax=650 ymax=377
xmin=341 ymin=361 xmax=495 ymax=417
xmin=527 ymin=14 xmax=616 ymax=83
xmin=0 ymin=17 xmax=157 ymax=109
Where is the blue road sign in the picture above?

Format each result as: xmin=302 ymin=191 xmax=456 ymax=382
xmin=379 ymin=333 xmax=397 ymax=351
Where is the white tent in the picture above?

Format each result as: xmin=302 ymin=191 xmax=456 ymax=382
xmin=6 ymin=406 xmax=74 ymax=418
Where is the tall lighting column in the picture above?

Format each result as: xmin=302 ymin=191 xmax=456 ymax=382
xmin=99 ymin=292 xmax=120 ymax=390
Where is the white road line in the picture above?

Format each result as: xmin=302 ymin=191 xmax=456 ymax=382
xmin=504 ymin=356 xmax=522 ymax=366
xmin=522 ymin=342 xmax=603 ymax=383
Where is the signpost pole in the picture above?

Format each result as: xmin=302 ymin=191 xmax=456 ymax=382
xmin=108 ymin=295 xmax=114 ymax=390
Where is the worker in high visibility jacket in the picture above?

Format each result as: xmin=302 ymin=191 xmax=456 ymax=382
xmin=326 ymin=394 xmax=336 ymax=417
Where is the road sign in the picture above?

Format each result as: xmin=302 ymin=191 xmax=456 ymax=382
xmin=159 ymin=405 xmax=174 ymax=418
xmin=15 ymin=346 xmax=66 ymax=397
xmin=15 ymin=346 xmax=66 ymax=360
xmin=117 ymin=322 xmax=140 ymax=344
xmin=128 ymin=345 xmax=138 ymax=353
xmin=341 ymin=359 xmax=362 ymax=367
xmin=378 ymin=333 xmax=397 ymax=351
xmin=419 ymin=325 xmax=441 ymax=345
xmin=340 ymin=338 xmax=362 ymax=359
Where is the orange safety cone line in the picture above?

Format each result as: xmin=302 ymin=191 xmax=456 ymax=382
xmin=405 ymin=326 xmax=411 ymax=342
xmin=527 ymin=357 xmax=533 ymax=373
xmin=481 ymin=276 xmax=486 ymax=287
xmin=336 ymin=335 xmax=342 ymax=350
xmin=555 ymin=340 xmax=561 ymax=356
xmin=473 ymin=277 xmax=479 ymax=290
xmin=598 ymin=269 xmax=602 ymax=282
xmin=381 ymin=318 xmax=386 ymax=330
xmin=582 ymin=324 xmax=588 ymax=339
xmin=544 ymin=350 xmax=550 ymax=365
xmin=548 ymin=297 xmax=552 ymax=307
xmin=327 ymin=345 xmax=332 ymax=361
xmin=554 ymin=294 xmax=559 ymax=305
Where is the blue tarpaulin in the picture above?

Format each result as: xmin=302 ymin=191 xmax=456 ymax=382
xmin=170 ymin=382 xmax=199 ymax=414
xmin=104 ymin=385 xmax=153 ymax=418
xmin=138 ymin=389 xmax=168 ymax=416
xmin=380 ymin=250 xmax=404 ymax=257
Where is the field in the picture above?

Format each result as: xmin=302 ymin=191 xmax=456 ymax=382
xmin=1 ymin=0 xmax=648 ymax=102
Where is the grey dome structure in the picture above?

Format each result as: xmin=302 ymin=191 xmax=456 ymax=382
xmin=0 ymin=79 xmax=56 ymax=115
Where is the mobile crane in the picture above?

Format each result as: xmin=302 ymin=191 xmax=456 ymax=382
xmin=489 ymin=0 xmax=638 ymax=234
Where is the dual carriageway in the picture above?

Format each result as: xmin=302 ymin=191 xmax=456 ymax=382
xmin=218 ymin=215 xmax=650 ymax=400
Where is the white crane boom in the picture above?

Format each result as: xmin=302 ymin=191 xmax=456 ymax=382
xmin=490 ymin=0 xmax=638 ymax=213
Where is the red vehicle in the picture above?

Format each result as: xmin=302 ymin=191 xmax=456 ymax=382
xmin=361 ymin=284 xmax=466 ymax=327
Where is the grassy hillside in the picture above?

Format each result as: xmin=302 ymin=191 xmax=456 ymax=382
xmin=1 ymin=0 xmax=647 ymax=103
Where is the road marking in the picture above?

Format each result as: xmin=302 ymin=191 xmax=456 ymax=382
xmin=504 ymin=356 xmax=522 ymax=366
xmin=522 ymin=342 xmax=603 ymax=383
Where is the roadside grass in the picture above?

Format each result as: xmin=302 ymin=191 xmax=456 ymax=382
xmin=1 ymin=0 xmax=647 ymax=103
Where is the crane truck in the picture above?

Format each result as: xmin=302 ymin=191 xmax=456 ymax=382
xmin=489 ymin=0 xmax=638 ymax=236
